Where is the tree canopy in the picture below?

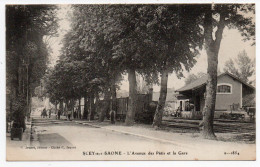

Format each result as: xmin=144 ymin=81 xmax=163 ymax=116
xmin=6 ymin=5 xmax=58 ymax=127
xmin=185 ymin=72 xmax=207 ymax=85
xmin=41 ymin=4 xmax=255 ymax=135
xmin=6 ymin=5 xmax=58 ymax=95
xmin=224 ymin=50 xmax=255 ymax=83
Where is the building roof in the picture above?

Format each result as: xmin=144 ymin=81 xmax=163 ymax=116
xmin=176 ymin=75 xmax=208 ymax=92
xmin=176 ymin=72 xmax=255 ymax=92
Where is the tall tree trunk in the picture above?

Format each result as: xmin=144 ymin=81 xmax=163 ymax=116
xmin=60 ymin=100 xmax=64 ymax=114
xmin=18 ymin=63 xmax=23 ymax=94
xmin=7 ymin=96 xmax=13 ymax=132
xmin=110 ymin=78 xmax=117 ymax=123
xmin=65 ymin=100 xmax=69 ymax=117
xmin=15 ymin=62 xmax=19 ymax=97
xmin=90 ymin=93 xmax=95 ymax=120
xmin=65 ymin=100 xmax=68 ymax=112
xmin=95 ymin=92 xmax=100 ymax=108
xmin=111 ymin=77 xmax=117 ymax=110
xmin=95 ymin=92 xmax=99 ymax=119
xmin=55 ymin=101 xmax=57 ymax=115
xmin=87 ymin=96 xmax=90 ymax=119
xmin=22 ymin=68 xmax=25 ymax=94
xmin=153 ymin=70 xmax=168 ymax=128
xmin=201 ymin=6 xmax=225 ymax=139
xmin=28 ymin=92 xmax=32 ymax=119
xmin=26 ymin=66 xmax=29 ymax=120
xmin=70 ymin=99 xmax=75 ymax=118
xmin=99 ymin=88 xmax=110 ymax=122
xmin=78 ymin=98 xmax=81 ymax=119
xmin=125 ymin=68 xmax=137 ymax=126
xmin=83 ymin=95 xmax=88 ymax=119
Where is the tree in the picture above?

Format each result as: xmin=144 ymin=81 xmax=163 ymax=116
xmin=44 ymin=54 xmax=89 ymax=118
xmin=62 ymin=5 xmax=163 ymax=125
xmin=185 ymin=72 xmax=207 ymax=85
xmin=65 ymin=5 xmax=203 ymax=126
xmin=224 ymin=50 xmax=255 ymax=83
xmin=201 ymin=4 xmax=255 ymax=139
xmin=62 ymin=5 xmax=158 ymax=125
xmin=69 ymin=5 xmax=124 ymax=120
xmin=185 ymin=74 xmax=199 ymax=86
xmin=134 ymin=5 xmax=204 ymax=128
xmin=45 ymin=5 xmax=125 ymax=121
xmin=105 ymin=5 xmax=204 ymax=126
xmin=6 ymin=5 xmax=58 ymax=127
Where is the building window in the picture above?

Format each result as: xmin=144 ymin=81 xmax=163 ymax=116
xmin=217 ymin=84 xmax=232 ymax=94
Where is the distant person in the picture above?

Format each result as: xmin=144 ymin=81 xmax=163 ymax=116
xmin=189 ymin=103 xmax=195 ymax=111
xmin=42 ymin=108 xmax=47 ymax=118
xmin=176 ymin=107 xmax=181 ymax=117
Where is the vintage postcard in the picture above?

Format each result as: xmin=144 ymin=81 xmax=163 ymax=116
xmin=5 ymin=2 xmax=256 ymax=161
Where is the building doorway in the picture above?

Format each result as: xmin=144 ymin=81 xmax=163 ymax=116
xmin=195 ymin=95 xmax=200 ymax=111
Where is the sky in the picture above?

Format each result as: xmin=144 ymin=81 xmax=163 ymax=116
xmin=47 ymin=5 xmax=72 ymax=67
xmin=48 ymin=5 xmax=256 ymax=92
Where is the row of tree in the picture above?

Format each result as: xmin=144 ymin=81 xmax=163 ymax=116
xmin=6 ymin=5 xmax=58 ymax=130
xmin=45 ymin=4 xmax=255 ymax=139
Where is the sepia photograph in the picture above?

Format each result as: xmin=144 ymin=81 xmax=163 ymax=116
xmin=5 ymin=2 xmax=256 ymax=161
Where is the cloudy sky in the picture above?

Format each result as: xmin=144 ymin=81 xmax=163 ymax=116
xmin=48 ymin=5 xmax=255 ymax=92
